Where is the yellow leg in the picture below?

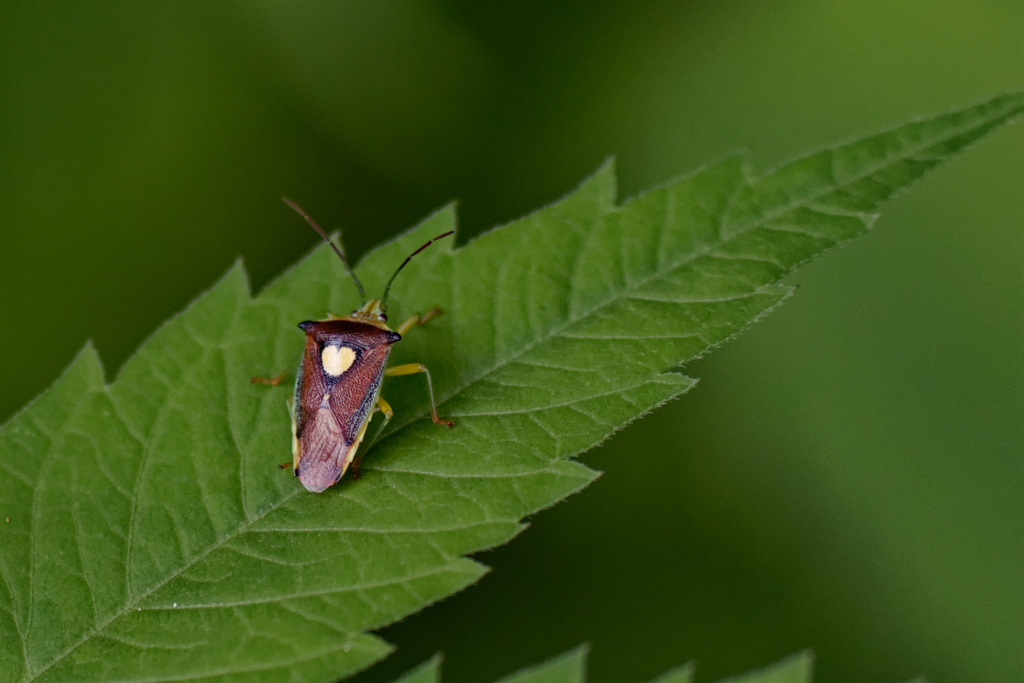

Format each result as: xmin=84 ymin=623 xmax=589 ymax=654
xmin=395 ymin=307 xmax=442 ymax=335
xmin=377 ymin=395 xmax=395 ymax=419
xmin=353 ymin=396 xmax=395 ymax=479
xmin=279 ymin=396 xmax=297 ymax=473
xmin=383 ymin=363 xmax=455 ymax=427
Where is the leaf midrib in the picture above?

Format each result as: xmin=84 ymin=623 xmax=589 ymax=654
xmin=451 ymin=108 xmax=990 ymax=400
xmin=23 ymin=106 xmax=994 ymax=682
xmin=25 ymin=488 xmax=304 ymax=681
xmin=377 ymin=107 xmax=993 ymax=440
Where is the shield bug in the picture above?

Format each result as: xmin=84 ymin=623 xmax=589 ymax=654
xmin=253 ymin=198 xmax=455 ymax=492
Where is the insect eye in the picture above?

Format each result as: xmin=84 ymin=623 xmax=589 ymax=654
xmin=380 ymin=314 xmax=387 ymax=321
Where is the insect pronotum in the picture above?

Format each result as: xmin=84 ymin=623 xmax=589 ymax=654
xmin=252 ymin=199 xmax=455 ymax=492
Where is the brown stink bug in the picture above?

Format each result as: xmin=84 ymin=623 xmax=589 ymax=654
xmin=253 ymin=199 xmax=455 ymax=492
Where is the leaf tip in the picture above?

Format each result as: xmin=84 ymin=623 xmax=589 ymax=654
xmin=227 ymin=256 xmax=253 ymax=298
xmin=645 ymin=661 xmax=695 ymax=683
xmin=391 ymin=653 xmax=444 ymax=683
xmin=716 ymin=650 xmax=814 ymax=683
xmin=432 ymin=202 xmax=461 ymax=246
xmin=76 ymin=339 xmax=107 ymax=383
xmin=588 ymin=156 xmax=618 ymax=205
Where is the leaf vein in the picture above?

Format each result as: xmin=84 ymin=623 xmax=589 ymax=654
xmin=145 ymin=564 xmax=468 ymax=609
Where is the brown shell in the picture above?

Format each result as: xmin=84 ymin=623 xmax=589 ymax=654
xmin=293 ymin=318 xmax=401 ymax=492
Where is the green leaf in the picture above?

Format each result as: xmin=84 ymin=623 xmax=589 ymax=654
xmin=647 ymin=665 xmax=695 ymax=683
xmin=713 ymin=653 xmax=811 ymax=683
xmin=493 ymin=647 xmax=587 ymax=683
xmin=389 ymin=655 xmax=442 ymax=683
xmin=0 ymin=92 xmax=1020 ymax=683
xmin=387 ymin=648 xmax=818 ymax=683
xmin=478 ymin=649 xmax=802 ymax=683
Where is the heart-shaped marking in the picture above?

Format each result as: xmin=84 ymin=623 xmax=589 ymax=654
xmin=321 ymin=345 xmax=356 ymax=377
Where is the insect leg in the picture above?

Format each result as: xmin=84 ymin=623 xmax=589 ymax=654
xmin=395 ymin=307 xmax=442 ymax=335
xmin=353 ymin=396 xmax=395 ymax=480
xmin=383 ymin=363 xmax=455 ymax=427
xmin=250 ymin=371 xmax=288 ymax=385
xmin=276 ymin=396 xmax=298 ymax=471
xmin=372 ymin=396 xmax=394 ymax=435
xmin=288 ymin=395 xmax=299 ymax=475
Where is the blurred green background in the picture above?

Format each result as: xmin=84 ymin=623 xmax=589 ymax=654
xmin=1 ymin=2 xmax=1020 ymax=683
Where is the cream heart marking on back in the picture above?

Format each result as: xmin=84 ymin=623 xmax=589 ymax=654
xmin=321 ymin=345 xmax=357 ymax=377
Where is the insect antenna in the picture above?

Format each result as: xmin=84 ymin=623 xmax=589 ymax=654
xmin=283 ymin=197 xmax=366 ymax=303
xmin=381 ymin=230 xmax=455 ymax=306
